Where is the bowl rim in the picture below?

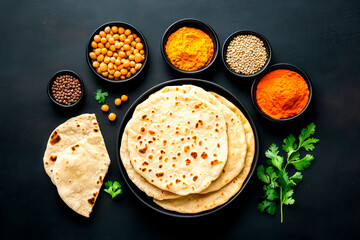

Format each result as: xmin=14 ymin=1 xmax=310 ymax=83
xmin=160 ymin=18 xmax=219 ymax=74
xmin=221 ymin=30 xmax=272 ymax=78
xmin=47 ymin=70 xmax=85 ymax=108
xmin=250 ymin=63 xmax=313 ymax=122
xmin=86 ymin=21 xmax=149 ymax=83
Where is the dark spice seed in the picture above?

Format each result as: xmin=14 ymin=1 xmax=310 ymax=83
xmin=51 ymin=75 xmax=81 ymax=105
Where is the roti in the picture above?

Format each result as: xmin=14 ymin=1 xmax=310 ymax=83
xmin=126 ymin=91 xmax=228 ymax=195
xmin=43 ymin=113 xmax=101 ymax=184
xmin=53 ymin=135 xmax=111 ymax=217
xmin=155 ymin=85 xmax=247 ymax=193
xmin=120 ymin=123 xmax=180 ymax=200
xmin=153 ymin=92 xmax=255 ymax=213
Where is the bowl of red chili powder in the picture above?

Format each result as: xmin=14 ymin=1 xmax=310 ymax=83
xmin=251 ymin=63 xmax=313 ymax=122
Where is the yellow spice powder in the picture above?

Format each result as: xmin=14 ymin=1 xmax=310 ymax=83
xmin=165 ymin=27 xmax=214 ymax=71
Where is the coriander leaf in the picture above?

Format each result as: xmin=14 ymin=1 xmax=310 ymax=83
xmin=266 ymin=166 xmax=279 ymax=188
xmin=264 ymin=185 xmax=279 ymax=201
xmin=258 ymin=200 xmax=276 ymax=215
xmin=282 ymin=186 xmax=295 ymax=205
xmin=289 ymin=172 xmax=303 ymax=185
xmin=104 ymin=180 xmax=122 ymax=199
xmin=94 ymin=89 xmax=109 ymax=104
xmin=298 ymin=123 xmax=316 ymax=149
xmin=113 ymin=181 xmax=121 ymax=190
xmin=288 ymin=151 xmax=300 ymax=163
xmin=114 ymin=189 xmax=122 ymax=196
xmin=282 ymin=134 xmax=297 ymax=154
xmin=291 ymin=154 xmax=314 ymax=171
xmin=265 ymin=144 xmax=284 ymax=170
xmin=278 ymin=169 xmax=296 ymax=187
xmin=257 ymin=165 xmax=270 ymax=184
xmin=104 ymin=181 xmax=113 ymax=189
xmin=301 ymin=137 xmax=320 ymax=151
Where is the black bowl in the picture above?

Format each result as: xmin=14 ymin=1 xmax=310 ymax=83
xmin=86 ymin=21 xmax=148 ymax=83
xmin=222 ymin=30 xmax=272 ymax=78
xmin=116 ymin=78 xmax=259 ymax=217
xmin=251 ymin=63 xmax=313 ymax=122
xmin=47 ymin=70 xmax=84 ymax=108
xmin=161 ymin=18 xmax=219 ymax=74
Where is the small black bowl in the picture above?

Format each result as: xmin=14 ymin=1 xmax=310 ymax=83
xmin=47 ymin=70 xmax=84 ymax=108
xmin=222 ymin=30 xmax=272 ymax=78
xmin=161 ymin=18 xmax=219 ymax=74
xmin=86 ymin=21 xmax=148 ymax=83
xmin=251 ymin=63 xmax=313 ymax=123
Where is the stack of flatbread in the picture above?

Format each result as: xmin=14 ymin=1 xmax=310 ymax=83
xmin=43 ymin=113 xmax=111 ymax=217
xmin=120 ymin=85 xmax=255 ymax=214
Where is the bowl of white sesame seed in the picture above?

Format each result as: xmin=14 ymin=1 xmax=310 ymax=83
xmin=222 ymin=30 xmax=272 ymax=78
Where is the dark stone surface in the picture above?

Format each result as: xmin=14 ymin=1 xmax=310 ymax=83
xmin=1 ymin=0 xmax=359 ymax=239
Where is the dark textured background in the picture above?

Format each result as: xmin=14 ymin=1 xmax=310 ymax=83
xmin=1 ymin=0 xmax=359 ymax=239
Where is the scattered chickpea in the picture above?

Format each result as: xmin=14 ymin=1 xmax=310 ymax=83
xmin=101 ymin=104 xmax=109 ymax=112
xmin=114 ymin=98 xmax=122 ymax=106
xmin=121 ymin=95 xmax=128 ymax=102
xmin=108 ymin=113 xmax=117 ymax=121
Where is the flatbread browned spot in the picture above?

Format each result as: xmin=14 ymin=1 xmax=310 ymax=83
xmin=49 ymin=155 xmax=57 ymax=162
xmin=50 ymin=131 xmax=61 ymax=145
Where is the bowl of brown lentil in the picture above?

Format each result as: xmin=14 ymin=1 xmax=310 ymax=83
xmin=222 ymin=30 xmax=272 ymax=78
xmin=47 ymin=70 xmax=84 ymax=107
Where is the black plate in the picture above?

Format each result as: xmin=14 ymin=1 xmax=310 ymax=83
xmin=116 ymin=79 xmax=259 ymax=218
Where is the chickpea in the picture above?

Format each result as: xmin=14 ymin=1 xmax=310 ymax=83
xmin=135 ymin=42 xmax=143 ymax=50
xmin=101 ymin=104 xmax=109 ymax=112
xmin=100 ymin=62 xmax=108 ymax=72
xmin=101 ymin=37 xmax=107 ymax=44
xmin=134 ymin=53 xmax=143 ymax=63
xmin=101 ymin=48 xmax=107 ymax=55
xmin=121 ymin=95 xmax=128 ymax=101
xmin=111 ymin=26 xmax=118 ymax=33
xmin=108 ymin=113 xmax=116 ymax=121
xmin=89 ymin=52 xmax=97 ymax=60
xmin=92 ymin=61 xmax=100 ymax=68
xmin=97 ymin=54 xmax=104 ymax=62
xmin=124 ymin=29 xmax=131 ymax=36
xmin=118 ymin=27 xmax=125 ymax=34
xmin=135 ymin=63 xmax=142 ymax=70
xmin=114 ymin=98 xmax=122 ymax=106
xmin=120 ymin=69 xmax=128 ymax=75
xmin=91 ymin=41 xmax=98 ymax=48
xmin=94 ymin=48 xmax=101 ymax=55
xmin=94 ymin=35 xmax=101 ymax=43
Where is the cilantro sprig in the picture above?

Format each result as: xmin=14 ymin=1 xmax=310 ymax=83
xmin=94 ymin=89 xmax=109 ymax=104
xmin=257 ymin=123 xmax=319 ymax=223
xmin=104 ymin=181 xmax=122 ymax=199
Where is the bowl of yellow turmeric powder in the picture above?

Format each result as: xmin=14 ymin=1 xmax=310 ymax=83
xmin=161 ymin=18 xmax=219 ymax=74
xmin=251 ymin=63 xmax=313 ymax=122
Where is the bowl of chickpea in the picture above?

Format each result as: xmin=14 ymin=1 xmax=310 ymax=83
xmin=86 ymin=21 xmax=148 ymax=83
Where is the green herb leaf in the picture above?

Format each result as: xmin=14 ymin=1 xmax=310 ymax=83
xmin=104 ymin=180 xmax=122 ymax=199
xmin=265 ymin=144 xmax=284 ymax=170
xmin=263 ymin=185 xmax=279 ymax=201
xmin=94 ymin=89 xmax=109 ymax=104
xmin=290 ymin=154 xmax=314 ymax=171
xmin=289 ymin=172 xmax=303 ymax=185
xmin=257 ymin=200 xmax=276 ymax=215
xmin=282 ymin=186 xmax=295 ymax=205
xmin=266 ymin=166 xmax=279 ymax=188
xmin=257 ymin=165 xmax=270 ymax=184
